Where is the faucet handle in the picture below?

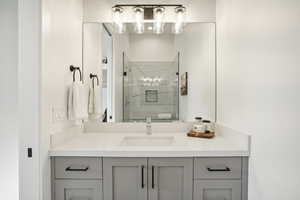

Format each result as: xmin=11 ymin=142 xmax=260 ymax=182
xmin=146 ymin=116 xmax=152 ymax=123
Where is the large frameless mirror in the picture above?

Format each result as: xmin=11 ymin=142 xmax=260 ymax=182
xmin=83 ymin=22 xmax=216 ymax=123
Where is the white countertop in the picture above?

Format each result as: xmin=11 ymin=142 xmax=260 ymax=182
xmin=49 ymin=131 xmax=250 ymax=157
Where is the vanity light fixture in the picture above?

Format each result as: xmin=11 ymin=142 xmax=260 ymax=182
xmin=174 ymin=6 xmax=186 ymax=34
xmin=112 ymin=4 xmax=186 ymax=34
xmin=112 ymin=6 xmax=125 ymax=34
xmin=133 ymin=6 xmax=145 ymax=34
xmin=153 ymin=6 xmax=165 ymax=34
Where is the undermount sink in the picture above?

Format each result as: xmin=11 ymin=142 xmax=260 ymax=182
xmin=121 ymin=136 xmax=175 ymax=146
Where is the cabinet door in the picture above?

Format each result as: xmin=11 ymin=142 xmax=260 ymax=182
xmin=55 ymin=180 xmax=102 ymax=200
xmin=194 ymin=180 xmax=241 ymax=200
xmin=103 ymin=158 xmax=147 ymax=200
xmin=148 ymin=158 xmax=193 ymax=200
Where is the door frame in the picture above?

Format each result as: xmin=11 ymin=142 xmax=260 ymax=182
xmin=18 ymin=0 xmax=41 ymax=200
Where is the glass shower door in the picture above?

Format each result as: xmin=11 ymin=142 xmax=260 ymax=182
xmin=123 ymin=53 xmax=179 ymax=122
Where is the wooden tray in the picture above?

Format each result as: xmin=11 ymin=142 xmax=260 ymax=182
xmin=187 ymin=131 xmax=215 ymax=139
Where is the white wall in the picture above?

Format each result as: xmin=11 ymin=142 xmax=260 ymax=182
xmin=84 ymin=0 xmax=216 ymax=23
xmin=216 ymin=0 xmax=300 ymax=199
xmin=41 ymin=0 xmax=83 ymax=199
xmin=129 ymin=34 xmax=176 ymax=62
xmin=0 ymin=0 xmax=19 ymax=199
xmin=175 ymin=23 xmax=215 ymax=122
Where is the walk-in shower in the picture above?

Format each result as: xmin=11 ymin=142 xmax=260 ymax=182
xmin=123 ymin=53 xmax=179 ymax=122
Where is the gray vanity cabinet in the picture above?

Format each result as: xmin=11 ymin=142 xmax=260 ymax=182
xmin=103 ymin=158 xmax=148 ymax=200
xmin=102 ymin=157 xmax=193 ymax=200
xmin=193 ymin=157 xmax=248 ymax=200
xmin=53 ymin=157 xmax=248 ymax=200
xmin=55 ymin=180 xmax=103 ymax=200
xmin=194 ymin=180 xmax=241 ymax=200
xmin=148 ymin=158 xmax=193 ymax=200
xmin=52 ymin=157 xmax=103 ymax=200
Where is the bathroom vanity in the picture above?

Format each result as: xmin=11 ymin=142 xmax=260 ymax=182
xmin=52 ymin=157 xmax=248 ymax=200
xmin=47 ymin=2 xmax=248 ymax=200
xmin=48 ymin=19 xmax=244 ymax=200
xmin=50 ymin=124 xmax=250 ymax=200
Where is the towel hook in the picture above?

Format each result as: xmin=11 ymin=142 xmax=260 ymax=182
xmin=89 ymin=73 xmax=99 ymax=88
xmin=70 ymin=65 xmax=82 ymax=82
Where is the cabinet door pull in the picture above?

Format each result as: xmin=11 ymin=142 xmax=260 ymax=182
xmin=152 ymin=166 xmax=155 ymax=189
xmin=65 ymin=166 xmax=89 ymax=172
xmin=207 ymin=167 xmax=231 ymax=172
xmin=141 ymin=165 xmax=145 ymax=188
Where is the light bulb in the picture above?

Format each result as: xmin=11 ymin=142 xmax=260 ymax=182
xmin=133 ymin=7 xmax=144 ymax=34
xmin=174 ymin=6 xmax=186 ymax=34
xmin=112 ymin=6 xmax=125 ymax=34
xmin=154 ymin=7 xmax=165 ymax=34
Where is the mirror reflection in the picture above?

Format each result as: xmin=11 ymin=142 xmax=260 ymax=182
xmin=83 ymin=23 xmax=215 ymax=123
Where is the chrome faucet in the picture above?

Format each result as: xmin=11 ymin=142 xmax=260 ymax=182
xmin=146 ymin=116 xmax=152 ymax=135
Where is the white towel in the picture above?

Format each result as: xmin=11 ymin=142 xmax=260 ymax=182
xmin=68 ymin=82 xmax=88 ymax=124
xmin=88 ymin=84 xmax=102 ymax=119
